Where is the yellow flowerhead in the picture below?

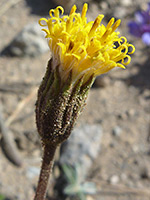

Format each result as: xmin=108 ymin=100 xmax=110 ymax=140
xmin=39 ymin=3 xmax=135 ymax=84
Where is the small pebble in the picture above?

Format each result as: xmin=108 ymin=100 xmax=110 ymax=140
xmin=112 ymin=126 xmax=122 ymax=136
xmin=100 ymin=1 xmax=108 ymax=10
xmin=117 ymin=112 xmax=128 ymax=120
xmin=126 ymin=109 xmax=136 ymax=117
xmin=120 ymin=0 xmax=132 ymax=6
xmin=140 ymin=167 xmax=150 ymax=179
xmin=109 ymin=175 xmax=120 ymax=185
xmin=113 ymin=6 xmax=127 ymax=18
xmin=7 ymin=23 xmax=49 ymax=57
xmin=132 ymin=145 xmax=139 ymax=153
xmin=87 ymin=196 xmax=94 ymax=200
xmin=121 ymin=173 xmax=127 ymax=181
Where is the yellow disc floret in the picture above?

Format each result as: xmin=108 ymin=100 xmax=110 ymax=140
xmin=39 ymin=3 xmax=135 ymax=83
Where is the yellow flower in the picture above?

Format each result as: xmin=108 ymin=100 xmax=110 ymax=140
xmin=39 ymin=3 xmax=135 ymax=84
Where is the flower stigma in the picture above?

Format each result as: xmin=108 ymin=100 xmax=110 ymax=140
xmin=39 ymin=3 xmax=135 ymax=84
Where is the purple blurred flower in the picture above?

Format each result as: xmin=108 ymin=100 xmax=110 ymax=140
xmin=128 ymin=2 xmax=150 ymax=45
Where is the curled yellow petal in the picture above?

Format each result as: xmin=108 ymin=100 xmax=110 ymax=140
xmin=39 ymin=18 xmax=48 ymax=26
xmin=38 ymin=4 xmax=135 ymax=82
xmin=121 ymin=55 xmax=131 ymax=65
xmin=128 ymin=44 xmax=135 ymax=54
xmin=49 ymin=9 xmax=55 ymax=17
xmin=41 ymin=28 xmax=50 ymax=36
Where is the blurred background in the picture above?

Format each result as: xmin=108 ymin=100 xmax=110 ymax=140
xmin=0 ymin=0 xmax=150 ymax=200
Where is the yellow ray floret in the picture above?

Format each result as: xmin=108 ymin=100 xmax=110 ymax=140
xmin=39 ymin=3 xmax=135 ymax=82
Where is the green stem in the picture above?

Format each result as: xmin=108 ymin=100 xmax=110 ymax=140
xmin=34 ymin=144 xmax=57 ymax=200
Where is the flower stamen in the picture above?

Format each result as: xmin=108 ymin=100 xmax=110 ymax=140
xmin=88 ymin=15 xmax=104 ymax=37
xmin=69 ymin=5 xmax=77 ymax=15
xmin=106 ymin=17 xmax=115 ymax=30
xmin=81 ymin=3 xmax=88 ymax=20
xmin=111 ymin=19 xmax=121 ymax=33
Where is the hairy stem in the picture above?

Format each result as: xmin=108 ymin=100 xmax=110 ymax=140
xmin=34 ymin=144 xmax=57 ymax=200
